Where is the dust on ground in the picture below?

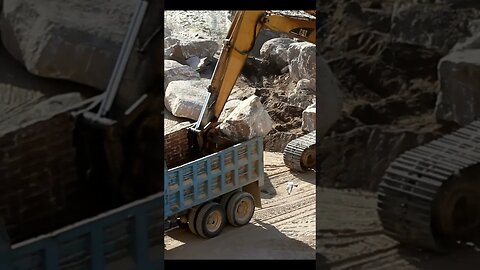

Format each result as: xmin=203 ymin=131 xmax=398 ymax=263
xmin=165 ymin=151 xmax=315 ymax=259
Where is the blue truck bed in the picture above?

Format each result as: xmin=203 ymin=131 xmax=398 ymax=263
xmin=0 ymin=192 xmax=164 ymax=270
xmin=164 ymin=136 xmax=264 ymax=229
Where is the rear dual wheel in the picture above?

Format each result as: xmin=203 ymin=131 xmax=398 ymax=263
xmin=188 ymin=202 xmax=226 ymax=238
xmin=225 ymin=192 xmax=256 ymax=226
xmin=186 ymin=191 xmax=256 ymax=238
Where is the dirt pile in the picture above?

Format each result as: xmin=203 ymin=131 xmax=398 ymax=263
xmin=317 ymin=0 xmax=479 ymax=190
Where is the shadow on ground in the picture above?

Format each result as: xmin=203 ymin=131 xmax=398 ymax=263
xmin=165 ymin=219 xmax=315 ymax=260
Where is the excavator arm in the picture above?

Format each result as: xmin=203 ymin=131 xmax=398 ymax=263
xmin=192 ymin=10 xmax=316 ymax=154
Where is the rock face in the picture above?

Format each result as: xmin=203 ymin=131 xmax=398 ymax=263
xmin=317 ymin=55 xmax=343 ymax=138
xmin=217 ymin=95 xmax=273 ymax=143
xmin=302 ymin=103 xmax=316 ymax=132
xmin=435 ymin=50 xmax=480 ymax=125
xmin=318 ymin=127 xmax=438 ymax=190
xmin=288 ymin=42 xmax=316 ymax=82
xmin=260 ymin=38 xmax=295 ymax=70
xmin=164 ymin=60 xmax=200 ymax=90
xmin=0 ymin=0 xmax=136 ymax=90
xmin=390 ymin=4 xmax=475 ymax=54
xmin=164 ymin=79 xmax=209 ymax=120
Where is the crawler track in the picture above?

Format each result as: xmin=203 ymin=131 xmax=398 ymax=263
xmin=378 ymin=120 xmax=480 ymax=251
xmin=283 ymin=130 xmax=316 ymax=171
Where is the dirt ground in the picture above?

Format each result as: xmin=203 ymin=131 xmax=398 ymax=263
xmin=164 ymin=151 xmax=316 ymax=260
xmin=317 ymin=188 xmax=480 ymax=270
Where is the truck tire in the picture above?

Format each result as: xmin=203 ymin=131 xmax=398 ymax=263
xmin=188 ymin=206 xmax=201 ymax=235
xmin=226 ymin=192 xmax=255 ymax=226
xmin=195 ymin=202 xmax=226 ymax=238
xmin=220 ymin=192 xmax=236 ymax=210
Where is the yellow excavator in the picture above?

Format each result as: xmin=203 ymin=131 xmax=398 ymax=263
xmin=188 ymin=10 xmax=317 ymax=172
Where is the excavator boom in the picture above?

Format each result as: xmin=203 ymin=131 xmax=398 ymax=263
xmin=192 ymin=10 xmax=315 ymax=155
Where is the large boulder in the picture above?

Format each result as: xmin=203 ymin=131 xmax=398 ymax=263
xmin=317 ymin=55 xmax=343 ymax=138
xmin=164 ymin=79 xmax=209 ymax=120
xmin=260 ymin=38 xmax=295 ymax=70
xmin=217 ymin=95 xmax=273 ymax=143
xmin=288 ymin=42 xmax=316 ymax=82
xmin=390 ymin=4 xmax=476 ymax=54
xmin=164 ymin=60 xmax=200 ymax=90
xmin=252 ymin=29 xmax=289 ymax=58
xmin=0 ymin=0 xmax=136 ymax=90
xmin=302 ymin=103 xmax=316 ymax=132
xmin=435 ymin=50 xmax=480 ymax=125
xmin=177 ymin=39 xmax=219 ymax=59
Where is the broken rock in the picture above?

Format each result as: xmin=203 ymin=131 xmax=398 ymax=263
xmin=217 ymin=95 xmax=273 ymax=143
xmin=302 ymin=103 xmax=316 ymax=132
xmin=288 ymin=42 xmax=316 ymax=82
xmin=164 ymin=79 xmax=209 ymax=120
xmin=288 ymin=79 xmax=316 ymax=109
xmin=435 ymin=49 xmax=480 ymax=125
xmin=185 ymin=56 xmax=210 ymax=72
xmin=1 ymin=0 xmax=137 ymax=90
xmin=218 ymin=99 xmax=241 ymax=122
xmin=178 ymin=39 xmax=219 ymax=59
xmin=260 ymin=38 xmax=295 ymax=70
xmin=164 ymin=60 xmax=200 ymax=90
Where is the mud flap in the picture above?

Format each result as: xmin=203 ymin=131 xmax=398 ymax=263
xmin=243 ymin=181 xmax=262 ymax=208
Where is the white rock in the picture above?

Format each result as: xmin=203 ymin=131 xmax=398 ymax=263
xmin=217 ymin=95 xmax=273 ymax=142
xmin=302 ymin=103 xmax=316 ymax=132
xmin=164 ymin=79 xmax=210 ymax=120
xmin=178 ymin=39 xmax=219 ymax=59
xmin=260 ymin=38 xmax=295 ymax=69
xmin=287 ymin=42 xmax=316 ymax=83
xmin=218 ymin=99 xmax=241 ymax=122
xmin=185 ymin=56 xmax=210 ymax=72
xmin=164 ymin=60 xmax=200 ymax=90
xmin=288 ymin=79 xmax=316 ymax=109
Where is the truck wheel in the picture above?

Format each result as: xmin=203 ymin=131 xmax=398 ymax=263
xmin=220 ymin=192 xmax=235 ymax=210
xmin=188 ymin=206 xmax=200 ymax=235
xmin=195 ymin=202 xmax=226 ymax=238
xmin=227 ymin=192 xmax=255 ymax=226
